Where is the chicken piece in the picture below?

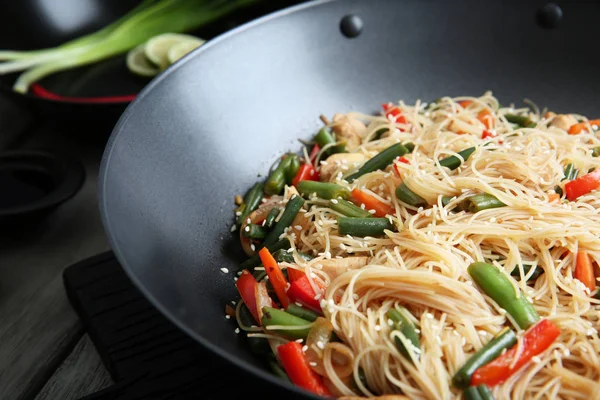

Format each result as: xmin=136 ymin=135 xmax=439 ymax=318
xmin=331 ymin=113 xmax=367 ymax=150
xmin=318 ymin=257 xmax=369 ymax=279
xmin=320 ymin=153 xmax=366 ymax=182
xmin=549 ymin=114 xmax=578 ymax=131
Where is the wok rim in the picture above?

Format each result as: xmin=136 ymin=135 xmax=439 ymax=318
xmin=99 ymin=0 xmax=336 ymax=398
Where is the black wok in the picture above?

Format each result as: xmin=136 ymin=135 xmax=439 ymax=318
xmin=99 ymin=0 xmax=600 ymax=398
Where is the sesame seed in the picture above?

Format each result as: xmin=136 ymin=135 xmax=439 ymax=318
xmin=302 ymin=345 xmax=308 ymax=352
xmin=235 ymin=211 xmax=242 ymax=216
xmin=316 ymin=341 xmax=325 ymax=349
xmin=234 ymin=328 xmax=240 ymax=334
xmin=331 ymin=199 xmax=339 ymax=204
xmin=231 ymin=301 xmax=236 ymax=305
xmin=531 ymin=356 xmax=541 ymax=363
xmin=310 ymin=272 xmax=317 ymax=278
xmin=426 ymin=313 xmax=434 ymax=319
xmin=314 ymin=293 xmax=322 ymax=300
xmin=360 ymin=203 xmax=366 ymax=209
xmin=244 ymin=226 xmax=250 ymax=232
xmin=231 ymin=224 xmax=237 ymax=232
xmin=225 ymin=315 xmax=231 ymax=319
xmin=250 ymin=244 xmax=256 ymax=252
xmin=368 ymin=209 xmax=376 ymax=214
xmin=563 ymin=349 xmax=570 ymax=357
xmin=309 ymin=362 xmax=318 ymax=366
xmin=234 ymin=277 xmax=238 ymax=282
xmin=220 ymin=268 xmax=229 ymax=274
xmin=246 ymin=218 xmax=251 ymax=224
xmin=295 ymin=338 xmax=303 ymax=343
xmin=295 ymin=225 xmax=302 ymax=230
xmin=353 ymin=294 xmax=359 ymax=300
xmin=374 ymin=325 xmax=381 ymax=331
xmin=339 ymin=243 xmax=347 ymax=250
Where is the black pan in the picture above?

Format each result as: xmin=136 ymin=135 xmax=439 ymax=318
xmin=99 ymin=0 xmax=600 ymax=398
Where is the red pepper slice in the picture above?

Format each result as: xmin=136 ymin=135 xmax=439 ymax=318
xmin=382 ymin=103 xmax=406 ymax=124
xmin=471 ymin=319 xmax=560 ymax=387
xmin=287 ymin=275 xmax=322 ymax=314
xmin=564 ymin=168 xmax=600 ymax=200
xmin=235 ymin=270 xmax=260 ymax=323
xmin=287 ymin=268 xmax=306 ymax=283
xmin=292 ymin=163 xmax=320 ymax=187
xmin=30 ymin=83 xmax=136 ymax=104
xmin=277 ymin=342 xmax=331 ymax=396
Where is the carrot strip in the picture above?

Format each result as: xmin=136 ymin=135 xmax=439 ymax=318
xmin=351 ymin=188 xmax=395 ymax=217
xmin=575 ymin=250 xmax=596 ymax=292
xmin=258 ymin=247 xmax=290 ymax=308
xmin=568 ymin=119 xmax=600 ymax=135
xmin=478 ymin=109 xmax=494 ymax=129
xmin=548 ymin=193 xmax=560 ymax=203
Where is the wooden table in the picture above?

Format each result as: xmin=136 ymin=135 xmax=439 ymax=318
xmin=0 ymin=96 xmax=116 ymax=399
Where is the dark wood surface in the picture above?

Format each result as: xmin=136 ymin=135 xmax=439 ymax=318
xmin=0 ymin=102 xmax=115 ymax=399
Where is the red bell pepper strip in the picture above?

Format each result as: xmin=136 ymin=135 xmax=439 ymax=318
xmin=288 ymin=268 xmax=306 ymax=283
xmin=482 ymin=130 xmax=495 ymax=139
xmin=309 ymin=144 xmax=321 ymax=164
xmin=471 ymin=319 xmax=560 ymax=387
xmin=236 ymin=270 xmax=260 ymax=323
xmin=292 ymin=164 xmax=320 ymax=187
xmin=259 ymin=247 xmax=290 ymax=308
xmin=351 ymin=188 xmax=395 ymax=218
xmin=564 ymin=168 xmax=600 ymax=200
xmin=575 ymin=250 xmax=596 ymax=292
xmin=287 ymin=275 xmax=322 ymax=314
xmin=382 ymin=103 xmax=406 ymax=124
xmin=277 ymin=342 xmax=331 ymax=396
xmin=30 ymin=83 xmax=136 ymax=104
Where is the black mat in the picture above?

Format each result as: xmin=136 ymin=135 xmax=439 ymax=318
xmin=63 ymin=252 xmax=298 ymax=400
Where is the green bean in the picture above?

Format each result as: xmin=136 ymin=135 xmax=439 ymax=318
xmin=477 ymin=385 xmax=495 ymax=400
xmin=315 ymin=128 xmax=346 ymax=157
xmin=329 ymin=198 xmax=372 ymax=218
xmin=468 ymin=262 xmax=539 ymax=329
xmin=265 ymin=155 xmax=295 ymax=196
xmin=297 ymin=181 xmax=350 ymax=200
xmin=240 ymin=238 xmax=291 ymax=270
xmin=404 ymin=142 xmax=415 ymax=153
xmin=441 ymin=195 xmax=455 ymax=207
xmin=285 ymin=155 xmax=301 ymax=185
xmin=395 ymin=183 xmax=427 ymax=207
xmin=346 ymin=143 xmax=409 ymax=182
xmin=462 ymin=193 xmax=506 ymax=213
xmin=264 ymin=207 xmax=280 ymax=229
xmin=372 ymin=127 xmax=389 ymax=141
xmin=387 ymin=308 xmax=420 ymax=362
xmin=505 ymin=114 xmax=536 ymax=128
xmin=238 ymin=304 xmax=272 ymax=355
xmin=338 ymin=217 xmax=393 ymax=237
xmin=263 ymin=195 xmax=305 ymax=247
xmin=261 ymin=307 xmax=312 ymax=339
xmin=438 ymin=147 xmax=476 ymax=171
xmin=286 ymin=303 xmax=319 ymax=322
xmin=452 ymin=327 xmax=517 ymax=388
xmin=510 ymin=263 xmax=544 ymax=282
xmin=241 ymin=223 xmax=267 ymax=240
xmin=592 ymin=147 xmax=600 ymax=157
xmin=236 ymin=183 xmax=264 ymax=225
xmin=464 ymin=386 xmax=483 ymax=400
xmin=554 ymin=186 xmax=563 ymax=197
xmin=562 ymin=163 xmax=579 ymax=181
xmin=594 ymin=288 xmax=600 ymax=300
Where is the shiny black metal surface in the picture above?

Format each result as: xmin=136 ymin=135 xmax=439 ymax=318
xmin=99 ymin=0 xmax=600 ymax=398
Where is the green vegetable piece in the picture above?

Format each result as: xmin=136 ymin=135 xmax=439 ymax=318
xmin=562 ymin=163 xmax=579 ymax=182
xmin=240 ymin=238 xmax=291 ymax=270
xmin=372 ymin=128 xmax=389 ymax=141
xmin=554 ymin=185 xmax=563 ymax=197
xmin=338 ymin=217 xmax=393 ymax=237
xmin=272 ymin=249 xmax=313 ymax=263
xmin=329 ymin=198 xmax=373 ymax=218
xmin=285 ymin=155 xmax=301 ymax=185
xmin=286 ymin=303 xmax=319 ymax=322
xmin=297 ymin=181 xmax=350 ymax=200
xmin=505 ymin=114 xmax=536 ymax=128
xmin=438 ymin=147 xmax=476 ymax=171
xmin=464 ymin=386 xmax=483 ymax=400
xmin=477 ymin=385 xmax=495 ymax=400
xmin=237 ymin=182 xmax=264 ymax=225
xmin=404 ymin=142 xmax=415 ymax=153
xmin=269 ymin=358 xmax=290 ymax=382
xmin=261 ymin=307 xmax=312 ymax=339
xmin=263 ymin=195 xmax=305 ymax=247
xmin=265 ymin=155 xmax=296 ymax=196
xmin=509 ymin=263 xmax=544 ymax=282
xmin=441 ymin=196 xmax=455 ymax=207
xmin=452 ymin=327 xmax=517 ymax=388
xmin=387 ymin=308 xmax=420 ymax=362
xmin=264 ymin=207 xmax=280 ymax=229
xmin=395 ymin=183 xmax=427 ymax=207
xmin=238 ymin=304 xmax=271 ymax=356
xmin=314 ymin=127 xmax=346 ymax=157
xmin=241 ymin=223 xmax=267 ymax=240
xmin=468 ymin=262 xmax=540 ymax=329
xmin=346 ymin=143 xmax=409 ymax=182
xmin=462 ymin=193 xmax=506 ymax=213
xmin=592 ymin=147 xmax=600 ymax=157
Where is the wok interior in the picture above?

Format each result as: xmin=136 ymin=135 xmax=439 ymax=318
xmin=99 ymin=0 xmax=600 ymax=393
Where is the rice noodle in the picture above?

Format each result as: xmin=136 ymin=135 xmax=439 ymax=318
xmin=234 ymin=92 xmax=600 ymax=399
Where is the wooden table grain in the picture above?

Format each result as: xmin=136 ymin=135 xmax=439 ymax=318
xmin=0 ymin=106 xmax=115 ymax=399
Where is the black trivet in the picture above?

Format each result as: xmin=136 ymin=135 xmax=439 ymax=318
xmin=63 ymin=253 xmax=299 ymax=400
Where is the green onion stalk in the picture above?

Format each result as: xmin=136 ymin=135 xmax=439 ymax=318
xmin=0 ymin=0 xmax=261 ymax=93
